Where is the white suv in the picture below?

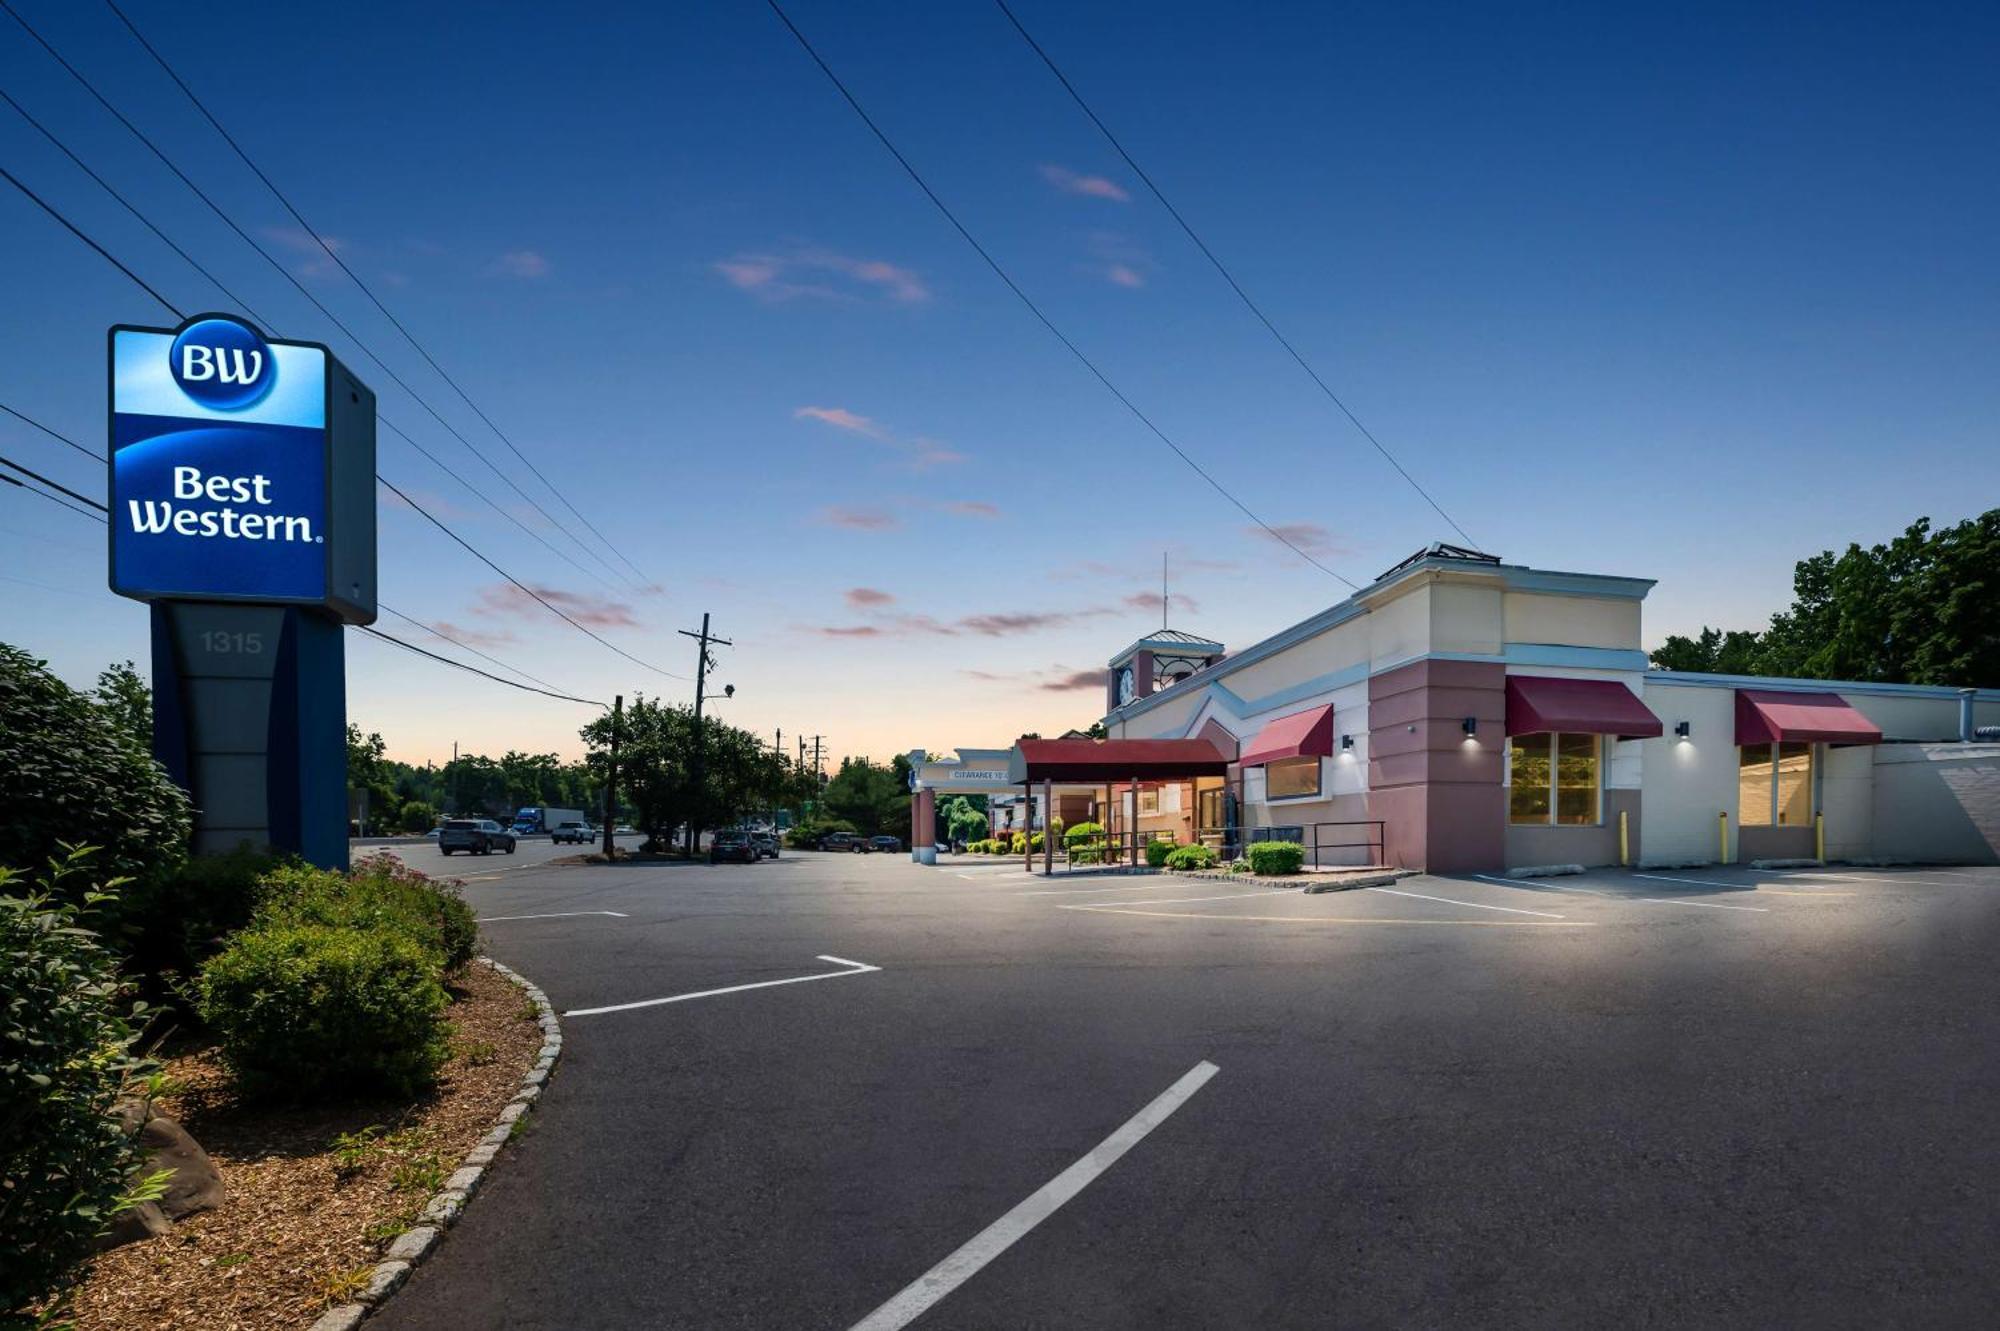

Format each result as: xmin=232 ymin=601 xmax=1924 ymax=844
xmin=551 ymin=820 xmax=594 ymax=845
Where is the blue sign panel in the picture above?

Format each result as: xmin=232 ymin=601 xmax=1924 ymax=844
xmin=111 ymin=316 xmax=335 ymax=607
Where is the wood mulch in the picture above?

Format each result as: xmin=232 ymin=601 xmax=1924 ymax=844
xmin=59 ymin=961 xmax=543 ymax=1331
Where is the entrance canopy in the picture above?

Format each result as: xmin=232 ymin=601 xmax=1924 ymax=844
xmin=1505 ymin=676 xmax=1663 ymax=739
xmin=1239 ymin=704 xmax=1335 ymax=766
xmin=1735 ymin=689 xmax=1883 ymax=745
xmin=1009 ymin=737 xmax=1229 ymax=784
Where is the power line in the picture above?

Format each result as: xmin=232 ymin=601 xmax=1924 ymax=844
xmin=354 ymin=625 xmax=607 ymax=707
xmin=759 ymin=0 xmax=1359 ymax=590
xmin=0 ymin=467 xmax=108 ymax=523
xmin=1 ymin=401 xmax=102 ymax=463
xmin=378 ymin=603 xmax=562 ymax=691
xmin=993 ymin=0 xmax=1476 ymax=549
xmin=0 ymin=1 xmax=630 ymax=591
xmin=0 ymin=99 xmax=602 ymax=584
xmin=0 ymin=448 xmax=104 ymax=511
xmin=101 ymin=0 xmax=653 ymax=586
xmin=0 ymin=181 xmax=674 ymax=682
xmin=0 ymin=163 xmax=178 ymax=315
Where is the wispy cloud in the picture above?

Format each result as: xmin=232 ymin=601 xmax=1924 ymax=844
xmin=262 ymin=226 xmax=347 ymax=279
xmin=813 ymin=624 xmax=885 ymax=638
xmin=1105 ymin=264 xmax=1145 ymax=289
xmin=818 ymin=506 xmax=900 ymax=531
xmin=1040 ymin=668 xmax=1105 ymax=692
xmin=715 ymin=245 xmax=929 ymax=303
xmin=794 ymin=406 xmax=887 ymax=438
xmin=961 ymin=664 xmax=1107 ymax=692
xmin=1085 ymin=232 xmax=1152 ymax=289
xmin=428 ymin=619 xmax=518 ymax=649
xmin=806 ymin=604 xmax=1112 ymax=641
xmin=845 ymin=587 xmax=896 ymax=608
xmin=793 ymin=407 xmax=967 ymax=471
xmin=493 ymin=249 xmax=550 ymax=279
xmin=942 ymin=500 xmax=1000 ymax=519
xmin=1039 ymin=164 xmax=1130 ymax=202
xmin=1246 ymin=522 xmax=1348 ymax=559
xmin=472 ymin=583 xmax=637 ymax=628
xmin=1121 ymin=591 xmax=1199 ymax=615
xmin=913 ymin=442 xmax=967 ymax=469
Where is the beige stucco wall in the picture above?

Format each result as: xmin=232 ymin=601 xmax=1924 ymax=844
xmin=1217 ymin=613 xmax=1370 ymax=705
xmin=1636 ymin=681 xmax=1739 ymax=863
xmin=1842 ymin=691 xmax=1999 ymax=742
xmin=1504 ymin=592 xmax=1642 ymax=651
xmin=1366 ymin=581 xmax=1432 ymax=669
xmin=1428 ymin=579 xmax=1504 ymax=656
xmin=1113 ymin=684 xmax=1206 ymax=741
xmin=1869 ymin=744 xmax=2000 ymax=863
xmin=1821 ymin=744 xmax=1874 ymax=860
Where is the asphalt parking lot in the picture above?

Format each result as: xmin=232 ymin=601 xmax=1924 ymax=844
xmin=374 ymin=850 xmax=2000 ymax=1329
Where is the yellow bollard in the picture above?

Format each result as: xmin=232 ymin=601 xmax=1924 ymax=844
xmin=1618 ymin=810 xmax=1629 ymax=866
xmin=1815 ymin=810 xmax=1825 ymax=862
xmin=1718 ymin=810 xmax=1730 ymax=864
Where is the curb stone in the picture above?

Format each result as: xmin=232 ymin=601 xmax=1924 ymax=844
xmin=316 ymin=955 xmax=562 ymax=1329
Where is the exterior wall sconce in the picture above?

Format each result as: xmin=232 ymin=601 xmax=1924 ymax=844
xmin=1462 ymin=716 xmax=1478 ymax=737
xmin=1675 ymin=720 xmax=1691 ymax=739
xmin=1340 ymin=734 xmax=1354 ymax=750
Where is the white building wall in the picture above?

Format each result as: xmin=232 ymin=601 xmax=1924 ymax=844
xmin=1821 ymin=744 xmax=1874 ymax=860
xmin=1638 ymin=681 xmax=1739 ymax=863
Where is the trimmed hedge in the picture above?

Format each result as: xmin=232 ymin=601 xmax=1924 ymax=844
xmin=1246 ymin=841 xmax=1306 ymax=875
xmin=254 ymin=856 xmax=477 ymax=971
xmin=1062 ymin=821 xmax=1104 ymax=849
xmin=1165 ymin=843 xmax=1218 ymax=871
xmin=199 ymin=923 xmax=449 ymax=1098
xmin=0 ymin=851 xmax=151 ymax=1316
xmin=1144 ymin=840 xmax=1176 ymax=868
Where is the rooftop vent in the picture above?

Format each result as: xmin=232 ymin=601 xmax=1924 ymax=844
xmin=1376 ymin=542 xmax=1501 ymax=582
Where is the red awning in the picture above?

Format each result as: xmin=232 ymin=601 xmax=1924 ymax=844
xmin=1009 ymin=737 xmax=1229 ymax=784
xmin=1735 ymin=689 xmax=1883 ymax=745
xmin=1505 ymin=676 xmax=1663 ymax=739
xmin=1239 ymin=704 xmax=1335 ymax=766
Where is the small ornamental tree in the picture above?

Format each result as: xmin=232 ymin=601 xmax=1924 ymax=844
xmin=0 ymin=645 xmax=191 ymax=925
xmin=1246 ymin=841 xmax=1306 ymax=875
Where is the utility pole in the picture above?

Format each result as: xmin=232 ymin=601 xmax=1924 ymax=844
xmin=601 ymin=694 xmax=622 ymax=859
xmin=811 ymin=735 xmax=824 ymax=784
xmin=678 ymin=612 xmax=731 ymax=858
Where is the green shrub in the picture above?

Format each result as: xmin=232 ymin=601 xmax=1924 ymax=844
xmin=1145 ymin=840 xmax=1176 ymax=868
xmin=0 ymin=645 xmax=191 ymax=936
xmin=1009 ymin=832 xmax=1028 ymax=855
xmin=0 ymin=851 xmax=154 ymax=1314
xmin=1062 ymin=821 xmax=1103 ymax=849
xmin=124 ymin=844 xmax=284 ymax=995
xmin=1246 ymin=841 xmax=1306 ymax=875
xmin=398 ymin=799 xmax=440 ymax=835
xmin=1165 ymin=843 xmax=1219 ymax=871
xmin=199 ymin=923 xmax=449 ymax=1099
xmin=255 ymin=856 xmax=477 ymax=971
xmin=1030 ymin=832 xmax=1045 ymax=852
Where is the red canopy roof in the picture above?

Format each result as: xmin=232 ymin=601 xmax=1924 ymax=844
xmin=1239 ymin=704 xmax=1335 ymax=766
xmin=1735 ymin=689 xmax=1883 ymax=745
xmin=1009 ymin=737 xmax=1229 ymax=784
xmin=1505 ymin=676 xmax=1663 ymax=739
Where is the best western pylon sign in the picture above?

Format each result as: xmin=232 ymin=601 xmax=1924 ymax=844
xmin=109 ymin=315 xmax=376 ymax=868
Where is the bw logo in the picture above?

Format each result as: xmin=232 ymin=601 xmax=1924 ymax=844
xmin=170 ymin=316 xmax=274 ymax=410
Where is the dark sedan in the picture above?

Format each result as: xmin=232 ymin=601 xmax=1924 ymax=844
xmin=709 ymin=830 xmax=758 ymax=864
xmin=869 ymin=835 xmax=902 ymax=854
xmin=439 ymin=819 xmax=516 ymax=856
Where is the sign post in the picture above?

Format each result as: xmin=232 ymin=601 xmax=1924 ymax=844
xmin=109 ymin=314 xmax=375 ymax=869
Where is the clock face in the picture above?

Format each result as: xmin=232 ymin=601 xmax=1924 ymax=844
xmin=1116 ymin=666 xmax=1135 ymax=705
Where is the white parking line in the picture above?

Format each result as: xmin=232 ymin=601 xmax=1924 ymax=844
xmin=1473 ymin=873 xmax=1610 ymax=896
xmin=1019 ymin=882 xmax=1183 ymax=897
xmin=565 ymin=954 xmax=880 ymax=1017
xmin=1635 ymin=872 xmax=1752 ymax=890
xmin=1059 ymin=891 xmax=1280 ymax=909
xmin=849 ymin=1060 xmax=1220 ymax=1331
xmin=1639 ymin=898 xmax=1767 ymax=912
xmin=476 ymin=910 xmax=629 ymax=922
xmin=1368 ymin=886 xmax=1566 ymax=918
xmin=1778 ymin=870 xmax=1984 ymax=889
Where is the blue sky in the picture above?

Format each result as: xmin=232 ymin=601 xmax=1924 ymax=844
xmin=3 ymin=0 xmax=1996 ymax=767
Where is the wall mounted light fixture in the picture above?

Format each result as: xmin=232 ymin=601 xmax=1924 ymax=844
xmin=1340 ymin=734 xmax=1354 ymax=751
xmin=1462 ymin=716 xmax=1478 ymax=737
xmin=1675 ymin=720 xmax=1691 ymax=739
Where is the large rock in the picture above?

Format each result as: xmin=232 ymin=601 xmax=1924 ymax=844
xmin=95 ymin=1199 xmax=171 ymax=1251
xmin=138 ymin=1113 xmax=224 ymax=1218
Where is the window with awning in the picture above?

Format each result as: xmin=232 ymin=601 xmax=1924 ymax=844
xmin=1734 ymin=690 xmax=1883 ymax=745
xmin=1504 ymin=676 xmax=1663 ymax=738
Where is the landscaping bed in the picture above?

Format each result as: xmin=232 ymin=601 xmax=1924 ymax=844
xmin=57 ymin=961 xmax=543 ymax=1331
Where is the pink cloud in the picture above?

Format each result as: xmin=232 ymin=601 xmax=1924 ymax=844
xmin=845 ymin=587 xmax=896 ymax=608
xmin=1247 ymin=522 xmax=1348 ymax=558
xmin=1105 ymin=264 xmax=1145 ymax=289
xmin=911 ymin=442 xmax=967 ymax=470
xmin=428 ymin=619 xmax=518 ymax=649
xmin=494 ymin=249 xmax=550 ymax=279
xmin=818 ymin=506 xmax=900 ymax=531
xmin=810 ymin=624 xmax=885 ymax=638
xmin=1122 ymin=591 xmax=1199 ymax=614
xmin=1039 ymin=165 xmax=1131 ymax=202
xmin=794 ymin=406 xmax=886 ymax=438
xmin=1040 ymin=669 xmax=1104 ymax=692
xmin=714 ymin=246 xmax=929 ymax=303
xmin=472 ymin=583 xmax=637 ymax=628
xmin=943 ymin=500 xmax=1000 ymax=519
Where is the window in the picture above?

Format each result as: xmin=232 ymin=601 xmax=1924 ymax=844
xmin=1740 ymin=742 xmax=1815 ymax=826
xmin=1508 ymin=733 xmax=1599 ymax=825
xmin=1265 ymin=756 xmax=1321 ymax=800
xmin=1138 ymin=787 xmax=1160 ymax=815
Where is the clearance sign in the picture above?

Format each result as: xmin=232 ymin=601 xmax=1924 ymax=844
xmin=109 ymin=314 xmax=375 ymax=622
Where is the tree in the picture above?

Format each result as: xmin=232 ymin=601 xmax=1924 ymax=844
xmin=821 ymin=757 xmax=910 ymax=839
xmin=1650 ymin=509 xmax=1998 ymax=686
xmin=579 ymin=696 xmax=807 ymax=851
xmin=93 ymin=660 xmax=151 ymax=742
xmin=942 ymin=796 xmax=988 ymax=845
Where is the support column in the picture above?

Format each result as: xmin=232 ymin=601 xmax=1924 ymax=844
xmin=1021 ymin=783 xmax=1033 ymax=873
xmin=915 ymin=787 xmax=936 ymax=865
xmin=1042 ymin=778 xmax=1054 ymax=875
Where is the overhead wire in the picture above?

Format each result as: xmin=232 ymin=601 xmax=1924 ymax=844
xmin=759 ymin=0 xmax=1360 ymax=590
xmin=0 ymin=0 xmax=632 ymax=590
xmin=100 ymin=0 xmax=653 ymax=586
xmin=993 ymin=0 xmax=1477 ymax=549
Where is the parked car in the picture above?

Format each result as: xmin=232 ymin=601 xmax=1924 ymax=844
xmin=870 ymin=835 xmax=902 ymax=853
xmin=709 ymin=829 xmax=758 ymax=864
xmin=439 ymin=818 xmax=516 ymax=856
xmin=818 ymin=832 xmax=866 ymax=853
xmin=551 ymin=819 xmax=594 ymax=845
xmin=750 ymin=831 xmax=779 ymax=859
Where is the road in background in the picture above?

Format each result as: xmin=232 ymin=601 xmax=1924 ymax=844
xmin=374 ymin=853 xmax=2000 ymax=1329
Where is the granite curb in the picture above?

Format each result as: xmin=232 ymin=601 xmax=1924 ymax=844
xmin=307 ymin=956 xmax=561 ymax=1331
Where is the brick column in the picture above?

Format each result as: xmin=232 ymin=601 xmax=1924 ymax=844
xmin=1367 ymin=659 xmax=1506 ymax=872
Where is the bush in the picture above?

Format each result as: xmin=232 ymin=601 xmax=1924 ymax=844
xmin=1 ymin=851 xmax=153 ymax=1315
xmin=1145 ymin=840 xmax=1176 ymax=868
xmin=1010 ymin=832 xmax=1028 ymax=855
xmin=787 ymin=817 xmax=855 ymax=849
xmin=398 ymin=799 xmax=440 ymax=835
xmin=1246 ymin=841 xmax=1306 ymax=875
xmin=1165 ymin=843 xmax=1219 ymax=871
xmin=199 ymin=923 xmax=449 ymax=1098
xmin=122 ymin=844 xmax=285 ymax=1000
xmin=255 ymin=856 xmax=477 ymax=971
xmin=0 ymin=645 xmax=191 ymax=935
xmin=1063 ymin=821 xmax=1104 ymax=849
